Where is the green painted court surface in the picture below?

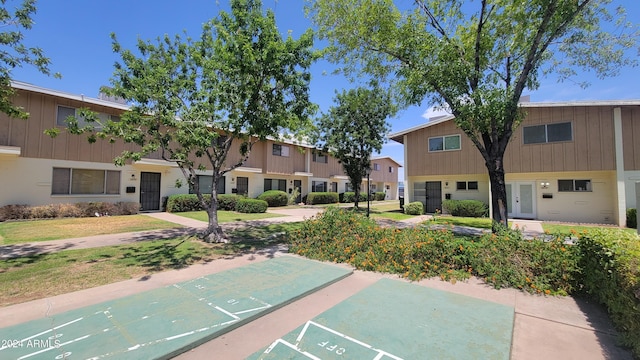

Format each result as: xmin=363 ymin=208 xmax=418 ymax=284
xmin=250 ymin=278 xmax=514 ymax=360
xmin=0 ymin=256 xmax=351 ymax=360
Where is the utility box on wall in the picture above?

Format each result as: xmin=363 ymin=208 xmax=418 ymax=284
xmin=126 ymin=186 xmax=136 ymax=194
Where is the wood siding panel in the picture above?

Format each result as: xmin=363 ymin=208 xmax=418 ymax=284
xmin=293 ymin=146 xmax=306 ymax=173
xmin=370 ymin=158 xmax=399 ymax=183
xmin=622 ymin=107 xmax=640 ymax=170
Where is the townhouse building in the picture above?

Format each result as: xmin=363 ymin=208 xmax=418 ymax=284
xmin=389 ymin=100 xmax=640 ymax=226
xmin=0 ymin=82 xmax=400 ymax=210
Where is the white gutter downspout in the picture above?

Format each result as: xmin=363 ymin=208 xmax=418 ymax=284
xmin=614 ymin=107 xmax=626 ymax=227
xmin=403 ymin=135 xmax=410 ymax=203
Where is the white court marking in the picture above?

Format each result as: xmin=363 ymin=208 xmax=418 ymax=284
xmin=261 ymin=320 xmax=404 ymax=360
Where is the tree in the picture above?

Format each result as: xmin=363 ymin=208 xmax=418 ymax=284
xmin=316 ymin=84 xmax=394 ymax=209
xmin=309 ymin=0 xmax=638 ymax=230
xmin=54 ymin=0 xmax=316 ymax=242
xmin=0 ymin=0 xmax=59 ymax=118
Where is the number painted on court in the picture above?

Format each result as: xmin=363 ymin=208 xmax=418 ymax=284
xmin=318 ymin=341 xmax=346 ymax=355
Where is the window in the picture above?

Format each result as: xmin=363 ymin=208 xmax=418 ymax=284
xmin=389 ymin=166 xmax=394 ymax=173
xmin=52 ymin=168 xmax=120 ymax=195
xmin=523 ymin=122 xmax=572 ymax=144
xmin=428 ymin=135 xmax=461 ymax=152
xmin=236 ymin=177 xmax=249 ymax=196
xmin=456 ymin=181 xmax=478 ymax=191
xmin=373 ymin=163 xmax=380 ymax=171
xmin=264 ymin=178 xmax=286 ymax=191
xmin=345 ymin=183 xmax=353 ymax=192
xmin=558 ymin=179 xmax=592 ymax=192
xmin=330 ymin=182 xmax=337 ymax=193
xmin=272 ymin=144 xmax=290 ymax=157
xmin=312 ymin=181 xmax=327 ymax=192
xmin=189 ymin=175 xmax=225 ymax=195
xmin=313 ymin=152 xmax=328 ymax=163
xmin=56 ymin=105 xmax=119 ymax=129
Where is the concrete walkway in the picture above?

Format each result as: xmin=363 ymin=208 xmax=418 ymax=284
xmin=1 ymin=209 xmax=631 ymax=359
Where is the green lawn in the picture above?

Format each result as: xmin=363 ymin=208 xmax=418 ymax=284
xmin=430 ymin=216 xmax=493 ymax=229
xmin=542 ymin=223 xmax=637 ymax=235
xmin=0 ymin=223 xmax=298 ymax=307
xmin=0 ymin=215 xmax=183 ymax=244
xmin=175 ymin=210 xmax=285 ymax=223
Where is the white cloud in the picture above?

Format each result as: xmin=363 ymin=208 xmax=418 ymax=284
xmin=421 ymin=105 xmax=451 ymax=121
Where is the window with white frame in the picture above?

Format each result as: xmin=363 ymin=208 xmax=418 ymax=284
xmin=523 ymin=122 xmax=572 ymax=144
xmin=456 ymin=181 xmax=478 ymax=191
xmin=389 ymin=166 xmax=394 ymax=173
xmin=189 ymin=175 xmax=225 ymax=195
xmin=373 ymin=163 xmax=380 ymax=171
xmin=56 ymin=105 xmax=119 ymax=129
xmin=52 ymin=168 xmax=120 ymax=195
xmin=264 ymin=178 xmax=287 ymax=191
xmin=312 ymin=181 xmax=327 ymax=192
xmin=313 ymin=152 xmax=328 ymax=163
xmin=428 ymin=134 xmax=461 ymax=152
xmin=558 ymin=179 xmax=591 ymax=192
xmin=272 ymin=144 xmax=290 ymax=157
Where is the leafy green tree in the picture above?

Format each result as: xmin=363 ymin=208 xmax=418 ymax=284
xmin=309 ymin=0 xmax=638 ymax=230
xmin=0 ymin=0 xmax=59 ymax=118
xmin=316 ymin=84 xmax=394 ymax=209
xmin=52 ymin=0 xmax=316 ymax=242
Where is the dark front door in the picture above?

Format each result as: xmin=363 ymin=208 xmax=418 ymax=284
xmin=425 ymin=181 xmax=442 ymax=213
xmin=140 ymin=172 xmax=161 ymax=211
xmin=294 ymin=180 xmax=302 ymax=203
xmin=236 ymin=177 xmax=249 ymax=196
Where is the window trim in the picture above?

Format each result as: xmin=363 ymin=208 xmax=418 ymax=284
xmin=428 ymin=134 xmax=461 ymax=152
xmin=558 ymin=179 xmax=592 ymax=192
xmin=313 ymin=152 xmax=328 ymax=164
xmin=523 ymin=122 xmax=573 ymax=145
xmin=272 ymin=144 xmax=290 ymax=157
xmin=52 ymin=167 xmax=121 ymax=195
xmin=456 ymin=181 xmax=479 ymax=191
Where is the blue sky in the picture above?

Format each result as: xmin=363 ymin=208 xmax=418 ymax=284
xmin=10 ymin=0 xmax=640 ymax=181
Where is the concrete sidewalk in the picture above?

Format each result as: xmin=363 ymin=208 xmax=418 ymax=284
xmin=0 ymin=250 xmax=631 ymax=359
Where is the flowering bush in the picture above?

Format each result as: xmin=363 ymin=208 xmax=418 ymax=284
xmin=290 ymin=207 xmax=579 ymax=295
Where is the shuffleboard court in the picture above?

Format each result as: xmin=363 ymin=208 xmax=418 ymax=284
xmin=0 ymin=256 xmax=351 ymax=360
xmin=250 ymin=278 xmax=514 ymax=360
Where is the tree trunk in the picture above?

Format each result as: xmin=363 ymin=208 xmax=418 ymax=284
xmin=354 ymin=184 xmax=360 ymax=209
xmin=486 ymin=155 xmax=509 ymax=232
xmin=203 ymin=176 xmax=225 ymax=243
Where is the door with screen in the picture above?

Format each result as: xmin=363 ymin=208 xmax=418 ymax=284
xmin=506 ymin=182 xmax=536 ymax=219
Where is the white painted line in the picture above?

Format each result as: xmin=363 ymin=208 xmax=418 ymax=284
xmin=263 ymin=339 xmax=320 ymax=359
xmin=213 ymin=305 xmax=240 ymax=320
xmin=0 ymin=317 xmax=84 ymax=351
xmin=296 ymin=321 xmax=404 ymax=360
xmin=17 ymin=334 xmax=91 ymax=360
xmin=233 ymin=304 xmax=272 ymax=315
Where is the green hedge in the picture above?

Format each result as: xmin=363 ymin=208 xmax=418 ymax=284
xmin=442 ymin=199 xmax=488 ymax=217
xmin=166 ymin=194 xmax=243 ymax=212
xmin=374 ymin=192 xmax=386 ymax=201
xmin=306 ymin=192 xmax=339 ymax=205
xmin=257 ymin=190 xmax=289 ymax=207
xmin=577 ymin=228 xmax=640 ymax=357
xmin=235 ymin=198 xmax=268 ymax=213
xmin=218 ymin=194 xmax=242 ymax=211
xmin=404 ymin=201 xmax=424 ymax=215
xmin=627 ymin=208 xmax=637 ymax=229
xmin=341 ymin=192 xmax=367 ymax=203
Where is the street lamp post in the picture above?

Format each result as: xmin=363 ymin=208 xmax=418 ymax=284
xmin=366 ymin=167 xmax=371 ymax=217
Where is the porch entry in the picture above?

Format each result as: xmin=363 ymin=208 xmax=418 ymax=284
xmin=294 ymin=180 xmax=302 ymax=203
xmin=413 ymin=181 xmax=442 ymax=213
xmin=140 ymin=172 xmax=161 ymax=211
xmin=506 ymin=182 xmax=536 ymax=219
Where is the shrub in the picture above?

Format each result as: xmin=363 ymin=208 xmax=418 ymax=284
xmin=235 ymin=198 xmax=268 ymax=213
xmin=288 ymin=187 xmax=300 ymax=205
xmin=307 ymin=192 xmax=339 ymax=205
xmin=166 ymin=194 xmax=207 ymax=212
xmin=577 ymin=228 xmax=640 ymax=357
xmin=341 ymin=191 xmax=367 ymax=203
xmin=218 ymin=194 xmax=242 ymax=211
xmin=257 ymin=190 xmax=289 ymax=207
xmin=0 ymin=202 xmax=139 ymax=221
xmin=404 ymin=201 xmax=424 ymax=215
xmin=374 ymin=192 xmax=386 ymax=201
xmin=442 ymin=199 xmax=488 ymax=217
xmin=627 ymin=208 xmax=637 ymax=229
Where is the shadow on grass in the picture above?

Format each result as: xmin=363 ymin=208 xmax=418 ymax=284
xmin=118 ymin=237 xmax=205 ymax=272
